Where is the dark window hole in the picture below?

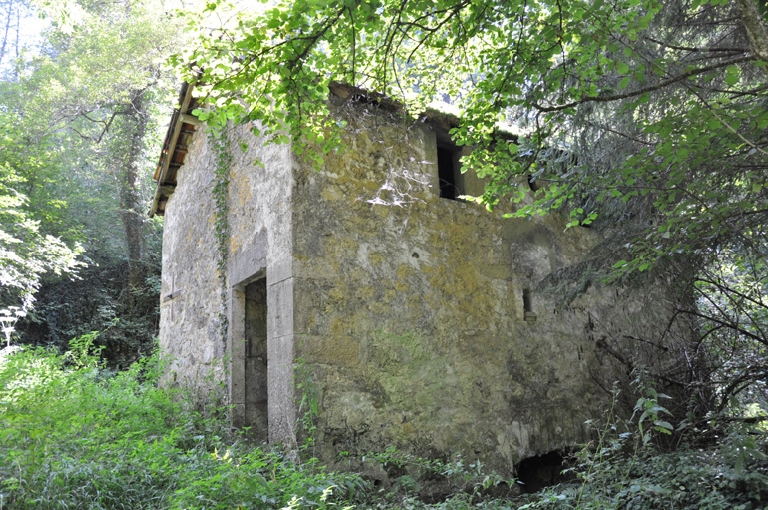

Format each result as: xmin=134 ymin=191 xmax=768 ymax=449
xmin=523 ymin=288 xmax=532 ymax=313
xmin=527 ymin=175 xmax=542 ymax=192
xmin=351 ymin=93 xmax=380 ymax=106
xmin=438 ymin=145 xmax=461 ymax=200
xmin=523 ymin=288 xmax=537 ymax=322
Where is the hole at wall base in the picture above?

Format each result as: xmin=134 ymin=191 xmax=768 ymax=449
xmin=527 ymin=175 xmax=542 ymax=193
xmin=514 ymin=450 xmax=575 ymax=493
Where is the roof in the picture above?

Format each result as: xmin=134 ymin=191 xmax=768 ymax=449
xmin=149 ymin=82 xmax=200 ymax=217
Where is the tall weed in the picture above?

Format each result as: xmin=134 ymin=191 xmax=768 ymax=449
xmin=2 ymin=338 xmax=765 ymax=510
xmin=0 ymin=337 xmax=368 ymax=509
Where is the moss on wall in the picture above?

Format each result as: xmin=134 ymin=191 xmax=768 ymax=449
xmin=160 ymin=94 xmax=686 ymax=477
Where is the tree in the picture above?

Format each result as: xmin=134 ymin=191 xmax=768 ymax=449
xmin=27 ymin=0 xmax=177 ymax=287
xmin=0 ymin=0 xmax=37 ymax=78
xmin=0 ymin=0 xmax=185 ymax=360
xmin=0 ymin=109 xmax=84 ymax=309
xmin=179 ymin=0 xmax=768 ymax=420
xmin=0 ymin=1 xmax=86 ymax=311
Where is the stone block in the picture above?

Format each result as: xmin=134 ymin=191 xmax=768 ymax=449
xmin=267 ymin=277 xmax=294 ymax=339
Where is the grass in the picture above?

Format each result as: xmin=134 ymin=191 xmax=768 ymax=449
xmin=0 ymin=338 xmax=367 ymax=509
xmin=1 ymin=335 xmax=766 ymax=509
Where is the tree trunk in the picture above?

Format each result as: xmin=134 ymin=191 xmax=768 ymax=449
xmin=0 ymin=0 xmax=13 ymax=67
xmin=735 ymin=0 xmax=768 ymax=71
xmin=118 ymin=89 xmax=149 ymax=289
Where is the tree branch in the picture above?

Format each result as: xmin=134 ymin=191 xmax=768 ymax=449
xmin=532 ymin=54 xmax=755 ymax=113
xmin=644 ymin=35 xmax=748 ymax=54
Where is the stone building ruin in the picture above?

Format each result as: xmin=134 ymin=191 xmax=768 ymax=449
xmin=151 ymin=82 xmax=680 ymax=477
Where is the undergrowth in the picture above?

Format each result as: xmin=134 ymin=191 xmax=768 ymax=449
xmin=1 ymin=336 xmax=766 ymax=509
xmin=0 ymin=336 xmax=367 ymax=509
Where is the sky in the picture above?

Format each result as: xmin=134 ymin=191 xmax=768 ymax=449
xmin=0 ymin=2 xmax=49 ymax=76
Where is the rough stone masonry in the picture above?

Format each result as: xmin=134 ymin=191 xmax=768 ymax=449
xmin=152 ymin=83 xmax=683 ymax=476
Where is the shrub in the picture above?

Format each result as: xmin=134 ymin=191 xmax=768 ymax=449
xmin=0 ymin=338 xmax=368 ymax=509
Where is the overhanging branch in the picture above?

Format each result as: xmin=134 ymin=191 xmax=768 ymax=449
xmin=531 ymin=54 xmax=755 ymax=113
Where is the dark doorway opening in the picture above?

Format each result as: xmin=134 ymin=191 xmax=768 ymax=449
xmin=244 ymin=279 xmax=268 ymax=441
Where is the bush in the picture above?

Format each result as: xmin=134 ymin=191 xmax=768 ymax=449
xmin=2 ymin=336 xmax=766 ymax=509
xmin=0 ymin=338 xmax=369 ymax=509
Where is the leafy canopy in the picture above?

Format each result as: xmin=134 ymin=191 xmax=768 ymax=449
xmin=178 ymin=0 xmax=767 ymax=278
xmin=177 ymin=0 xmax=768 ymax=415
xmin=0 ymin=0 xmax=183 ymax=313
xmin=0 ymin=110 xmax=84 ymax=309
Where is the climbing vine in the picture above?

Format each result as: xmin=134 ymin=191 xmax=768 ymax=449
xmin=210 ymin=126 xmax=232 ymax=347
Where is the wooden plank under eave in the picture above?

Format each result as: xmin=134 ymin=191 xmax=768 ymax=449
xmin=150 ymin=80 xmax=198 ymax=217
xmin=158 ymin=89 xmax=196 ymax=182
xmin=180 ymin=114 xmax=201 ymax=126
xmin=165 ymin=160 xmax=181 ymax=180
xmin=155 ymin=109 xmax=181 ymax=184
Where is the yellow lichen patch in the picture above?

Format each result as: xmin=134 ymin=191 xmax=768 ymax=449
xmin=367 ymin=299 xmax=392 ymax=316
xmin=355 ymin=285 xmax=376 ymax=301
xmin=320 ymin=186 xmax=343 ymax=202
xmin=329 ymin=316 xmax=347 ymax=337
xmin=328 ymin=283 xmax=348 ymax=304
xmin=302 ymin=334 xmax=361 ymax=368
xmin=395 ymin=264 xmax=414 ymax=292
xmin=479 ymin=263 xmax=511 ymax=280
xmin=234 ymin=175 xmax=252 ymax=208
xmin=368 ymin=252 xmax=385 ymax=266
xmin=450 ymin=262 xmax=482 ymax=297
xmin=229 ymin=234 xmax=242 ymax=255
xmin=396 ymin=264 xmax=413 ymax=279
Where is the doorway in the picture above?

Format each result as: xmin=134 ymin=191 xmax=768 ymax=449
xmin=244 ymin=278 xmax=268 ymax=440
xmin=230 ymin=275 xmax=268 ymax=442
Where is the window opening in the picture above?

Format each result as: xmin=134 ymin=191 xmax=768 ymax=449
xmin=438 ymin=144 xmax=462 ymax=200
xmin=523 ymin=288 xmax=536 ymax=322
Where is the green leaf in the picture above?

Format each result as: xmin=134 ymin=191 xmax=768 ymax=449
xmin=619 ymin=76 xmax=630 ymax=89
xmin=724 ymin=65 xmax=740 ymax=85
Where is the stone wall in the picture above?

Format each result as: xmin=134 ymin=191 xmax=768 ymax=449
xmin=225 ymin=126 xmax=295 ymax=442
xmin=159 ymin=127 xmax=226 ymax=396
xmin=160 ymin=123 xmax=296 ymax=441
xmin=159 ymin=93 xmax=683 ymax=476
xmin=289 ymin=97 xmax=676 ymax=473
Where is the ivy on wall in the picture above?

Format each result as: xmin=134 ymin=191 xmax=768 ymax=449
xmin=210 ymin=127 xmax=232 ymax=347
